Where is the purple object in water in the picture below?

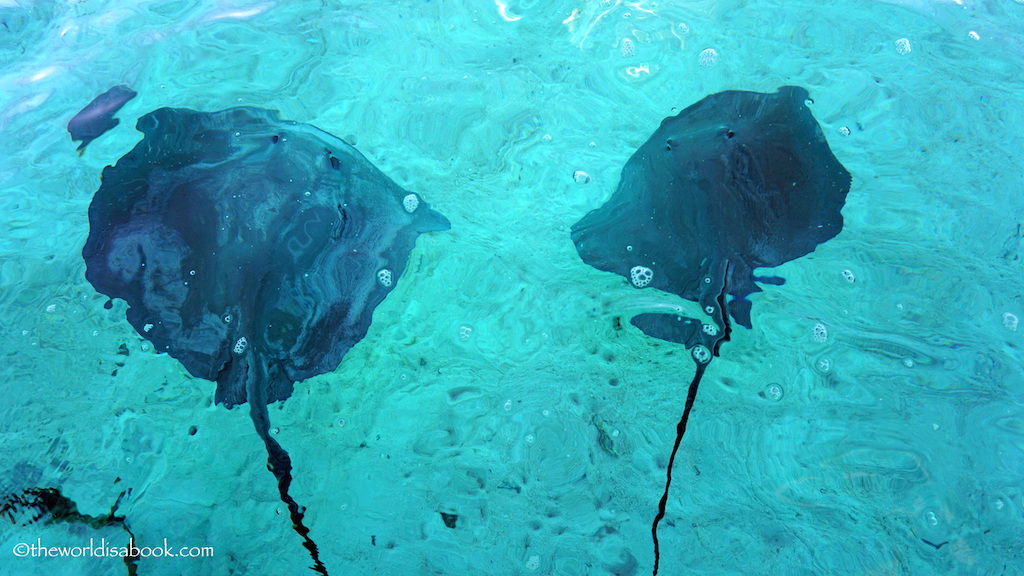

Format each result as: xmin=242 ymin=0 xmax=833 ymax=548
xmin=67 ymin=85 xmax=137 ymax=151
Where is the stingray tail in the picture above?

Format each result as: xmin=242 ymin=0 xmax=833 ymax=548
xmin=650 ymin=362 xmax=709 ymax=576
xmin=650 ymin=261 xmax=733 ymax=576
xmin=245 ymin=359 xmax=330 ymax=576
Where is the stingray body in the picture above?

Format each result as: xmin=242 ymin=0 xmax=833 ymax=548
xmin=570 ymin=86 xmax=850 ymax=573
xmin=573 ymin=85 xmax=850 ymax=333
xmin=83 ymin=107 xmax=450 ymax=574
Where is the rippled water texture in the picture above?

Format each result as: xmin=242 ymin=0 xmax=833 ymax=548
xmin=1 ymin=1 xmax=1023 ymax=575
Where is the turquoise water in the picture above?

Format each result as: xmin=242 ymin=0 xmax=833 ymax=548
xmin=1 ymin=0 xmax=1023 ymax=574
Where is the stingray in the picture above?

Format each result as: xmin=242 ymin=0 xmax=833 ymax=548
xmin=82 ymin=106 xmax=450 ymax=574
xmin=67 ymin=85 xmax=137 ymax=152
xmin=570 ymin=86 xmax=851 ymax=574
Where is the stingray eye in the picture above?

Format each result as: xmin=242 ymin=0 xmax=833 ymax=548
xmin=725 ymin=130 xmax=735 ymax=139
xmin=665 ymin=139 xmax=673 ymax=151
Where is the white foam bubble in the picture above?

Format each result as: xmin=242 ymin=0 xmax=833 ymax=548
xmin=692 ymin=345 xmax=711 ymax=364
xmin=620 ymin=37 xmax=635 ymax=58
xmin=630 ymin=266 xmax=653 ymax=288
xmin=763 ymin=383 xmax=784 ymax=401
xmin=815 ymin=357 xmax=832 ymax=374
xmin=1003 ymin=312 xmax=1019 ymax=331
xmin=698 ymin=48 xmax=718 ymax=67
xmin=402 ymin=194 xmax=419 ymax=213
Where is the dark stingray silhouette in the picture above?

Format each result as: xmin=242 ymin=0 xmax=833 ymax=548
xmin=67 ymin=85 xmax=136 ymax=152
xmin=82 ymin=106 xmax=450 ymax=574
xmin=570 ymin=86 xmax=851 ymax=574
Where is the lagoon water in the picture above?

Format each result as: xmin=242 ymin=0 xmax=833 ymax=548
xmin=1 ymin=1 xmax=1023 ymax=574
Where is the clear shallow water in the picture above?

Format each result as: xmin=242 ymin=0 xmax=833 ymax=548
xmin=1 ymin=0 xmax=1023 ymax=574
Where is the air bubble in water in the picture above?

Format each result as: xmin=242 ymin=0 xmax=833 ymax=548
xmin=1003 ymin=312 xmax=1018 ymax=331
xmin=838 ymin=126 xmax=851 ymax=137
xmin=812 ymin=323 xmax=828 ymax=343
xmin=573 ymin=170 xmax=591 ymax=184
xmin=692 ymin=345 xmax=711 ymax=364
xmin=459 ymin=325 xmax=474 ymax=341
xmin=620 ymin=38 xmax=635 ymax=58
xmin=815 ymin=357 xmax=832 ymax=374
xmin=894 ymin=38 xmax=912 ymax=55
xmin=630 ymin=266 xmax=653 ymax=288
xmin=698 ymin=48 xmax=717 ymax=67
xmin=403 ymin=194 xmax=419 ymax=213
xmin=762 ymin=383 xmax=784 ymax=401
xmin=842 ymin=269 xmax=856 ymax=283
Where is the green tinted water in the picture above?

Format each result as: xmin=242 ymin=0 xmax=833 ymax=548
xmin=1 ymin=1 xmax=1022 ymax=575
